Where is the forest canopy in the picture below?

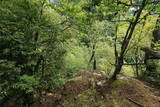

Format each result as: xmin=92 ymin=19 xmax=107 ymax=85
xmin=0 ymin=0 xmax=160 ymax=106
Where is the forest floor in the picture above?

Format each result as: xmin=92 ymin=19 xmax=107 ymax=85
xmin=31 ymin=70 xmax=160 ymax=107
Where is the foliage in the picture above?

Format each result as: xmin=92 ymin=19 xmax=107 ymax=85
xmin=0 ymin=0 xmax=68 ymax=105
xmin=0 ymin=0 xmax=160 ymax=106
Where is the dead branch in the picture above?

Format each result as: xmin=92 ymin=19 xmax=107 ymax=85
xmin=127 ymin=97 xmax=144 ymax=107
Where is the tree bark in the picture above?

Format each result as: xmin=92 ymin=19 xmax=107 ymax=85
xmin=93 ymin=57 xmax=96 ymax=70
xmin=88 ymin=41 xmax=97 ymax=70
xmin=112 ymin=57 xmax=123 ymax=80
xmin=141 ymin=47 xmax=160 ymax=59
xmin=143 ymin=15 xmax=160 ymax=73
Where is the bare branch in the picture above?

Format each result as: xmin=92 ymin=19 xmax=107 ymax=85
xmin=127 ymin=97 xmax=144 ymax=107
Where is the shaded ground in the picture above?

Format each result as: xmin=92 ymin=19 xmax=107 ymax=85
xmin=31 ymin=70 xmax=160 ymax=107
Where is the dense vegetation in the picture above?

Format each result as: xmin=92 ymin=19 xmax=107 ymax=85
xmin=0 ymin=0 xmax=160 ymax=106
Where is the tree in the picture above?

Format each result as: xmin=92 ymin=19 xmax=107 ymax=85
xmin=111 ymin=0 xmax=149 ymax=80
xmin=0 ymin=0 xmax=69 ymax=106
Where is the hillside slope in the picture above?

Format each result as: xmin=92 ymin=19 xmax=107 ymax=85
xmin=31 ymin=71 xmax=160 ymax=107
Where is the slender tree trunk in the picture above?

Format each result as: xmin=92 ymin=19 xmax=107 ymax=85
xmin=111 ymin=0 xmax=147 ymax=80
xmin=135 ymin=47 xmax=139 ymax=76
xmin=93 ymin=57 xmax=96 ymax=70
xmin=88 ymin=41 xmax=97 ymax=70
xmin=112 ymin=57 xmax=123 ymax=80
xmin=112 ymin=15 xmax=120 ymax=80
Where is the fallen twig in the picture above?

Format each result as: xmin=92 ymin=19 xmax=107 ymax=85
xmin=127 ymin=96 xmax=144 ymax=107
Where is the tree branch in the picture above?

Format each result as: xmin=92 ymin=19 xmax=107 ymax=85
xmin=127 ymin=97 xmax=144 ymax=107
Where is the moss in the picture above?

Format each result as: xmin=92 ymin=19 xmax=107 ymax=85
xmin=111 ymin=90 xmax=118 ymax=96
xmin=111 ymin=79 xmax=131 ymax=87
xmin=62 ymin=89 xmax=108 ymax=107
xmin=62 ymin=79 xmax=143 ymax=107
xmin=110 ymin=79 xmax=150 ymax=96
xmin=112 ymin=99 xmax=120 ymax=107
xmin=122 ymin=66 xmax=135 ymax=77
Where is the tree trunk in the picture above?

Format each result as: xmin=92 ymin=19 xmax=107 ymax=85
xmin=111 ymin=0 xmax=147 ymax=80
xmin=93 ymin=57 xmax=96 ymax=70
xmin=88 ymin=41 xmax=96 ymax=70
xmin=111 ymin=57 xmax=123 ymax=80
xmin=135 ymin=47 xmax=139 ymax=76
xmin=145 ymin=15 xmax=160 ymax=73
